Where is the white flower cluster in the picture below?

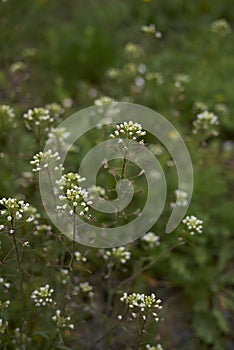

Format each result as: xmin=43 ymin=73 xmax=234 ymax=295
xmin=72 ymin=281 xmax=94 ymax=298
xmin=88 ymin=185 xmax=105 ymax=201
xmin=106 ymin=68 xmax=121 ymax=79
xmin=210 ymin=19 xmax=232 ymax=36
xmin=174 ymin=73 xmax=190 ymax=90
xmin=60 ymin=269 xmax=69 ymax=285
xmin=52 ymin=310 xmax=74 ymax=330
xmin=141 ymin=232 xmax=160 ymax=247
xmin=141 ymin=24 xmax=162 ymax=38
xmin=94 ymin=96 xmax=115 ymax=106
xmin=146 ymin=71 xmax=164 ymax=85
xmin=33 ymin=224 xmax=52 ymax=236
xmin=120 ymin=292 xmax=162 ymax=322
xmin=10 ymin=61 xmax=26 ymax=73
xmin=48 ymin=127 xmax=70 ymax=151
xmin=12 ymin=328 xmax=31 ymax=346
xmin=0 ymin=278 xmax=11 ymax=290
xmin=110 ymin=121 xmax=146 ymax=144
xmin=30 ymin=150 xmax=63 ymax=172
xmin=0 ymin=318 xmax=8 ymax=334
xmin=0 ymin=299 xmax=10 ymax=311
xmin=103 ymin=246 xmax=131 ymax=264
xmin=0 ymin=104 xmax=15 ymax=121
xmin=182 ymin=215 xmax=203 ymax=235
xmin=74 ymin=251 xmax=87 ymax=262
xmin=79 ymin=282 xmax=93 ymax=293
xmin=192 ymin=101 xmax=208 ymax=113
xmin=31 ymin=284 xmax=55 ymax=307
xmin=214 ymin=103 xmax=229 ymax=115
xmin=56 ymin=172 xmax=92 ymax=218
xmin=171 ymin=189 xmax=188 ymax=208
xmin=124 ymin=42 xmax=144 ymax=60
xmin=56 ymin=172 xmax=86 ymax=189
xmin=23 ymin=107 xmax=52 ymax=130
xmin=45 ymin=102 xmax=64 ymax=120
xmin=146 ymin=345 xmax=164 ymax=350
xmin=0 ymin=198 xmax=38 ymax=233
xmin=58 ymin=188 xmax=91 ymax=216
xmin=193 ymin=110 xmax=219 ymax=136
xmin=0 ymin=278 xmax=11 ymax=311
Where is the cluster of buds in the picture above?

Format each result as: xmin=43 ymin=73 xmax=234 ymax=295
xmin=110 ymin=121 xmax=146 ymax=145
xmin=31 ymin=284 xmax=55 ymax=307
xmin=120 ymin=292 xmax=162 ymax=322
xmin=103 ymin=246 xmax=131 ymax=265
xmin=182 ymin=215 xmax=203 ymax=235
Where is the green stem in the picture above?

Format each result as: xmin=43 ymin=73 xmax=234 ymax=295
xmin=121 ymin=151 xmax=127 ymax=180
xmin=89 ymin=310 xmax=128 ymax=350
xmin=106 ymin=263 xmax=114 ymax=316
xmin=71 ymin=207 xmax=76 ymax=268
xmin=137 ymin=316 xmax=147 ymax=349
xmin=12 ymin=231 xmax=25 ymax=349
xmin=116 ymin=148 xmax=128 ymax=223
xmin=117 ymin=240 xmax=184 ymax=288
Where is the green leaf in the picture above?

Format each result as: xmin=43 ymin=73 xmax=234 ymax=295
xmin=56 ymin=345 xmax=73 ymax=350
xmin=33 ymin=331 xmax=50 ymax=340
xmin=213 ymin=308 xmax=229 ymax=334
xmin=193 ymin=311 xmax=219 ymax=344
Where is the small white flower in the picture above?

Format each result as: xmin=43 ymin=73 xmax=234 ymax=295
xmin=141 ymin=232 xmax=160 ymax=247
xmin=110 ymin=121 xmax=146 ymax=144
xmin=182 ymin=215 xmax=203 ymax=235
xmin=31 ymin=284 xmax=55 ymax=307
xmin=52 ymin=309 xmax=74 ymax=330
xmin=170 ymin=189 xmax=188 ymax=208
xmin=193 ymin=110 xmax=219 ymax=136
xmin=103 ymin=246 xmax=131 ymax=265
xmin=120 ymin=292 xmax=162 ymax=323
xmin=210 ymin=19 xmax=231 ymax=36
xmin=74 ymin=251 xmax=87 ymax=262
